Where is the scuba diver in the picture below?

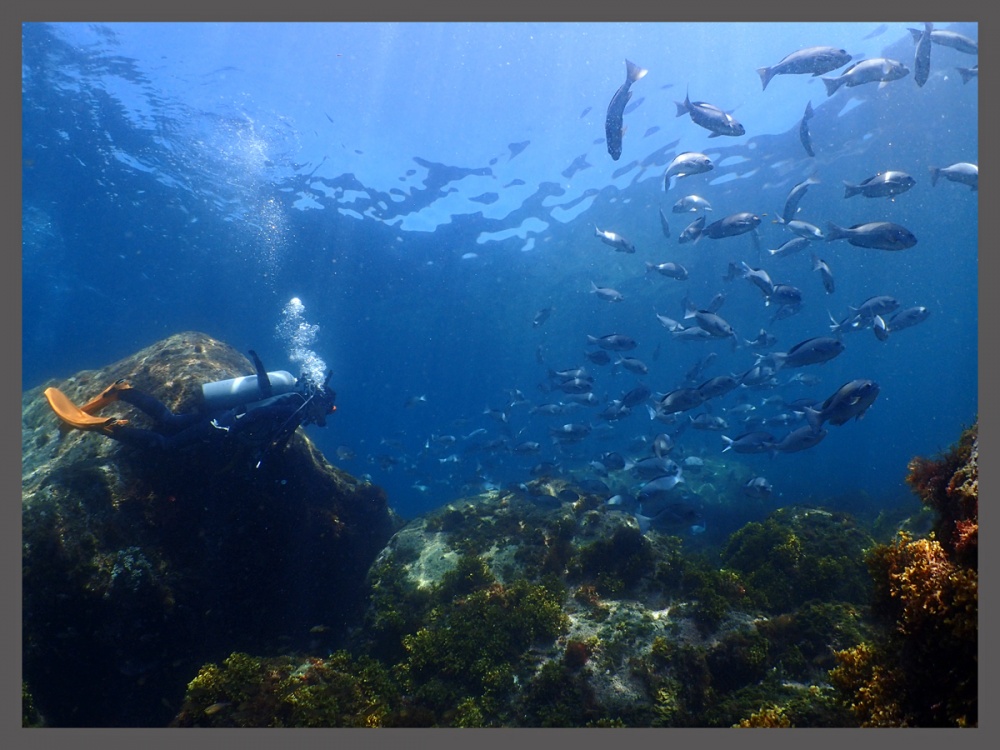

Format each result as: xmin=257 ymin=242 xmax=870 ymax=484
xmin=43 ymin=350 xmax=336 ymax=469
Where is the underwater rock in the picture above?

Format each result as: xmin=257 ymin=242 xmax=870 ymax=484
xmin=831 ymin=421 xmax=978 ymax=727
xmin=339 ymin=479 xmax=865 ymax=727
xmin=22 ymin=332 xmax=400 ymax=727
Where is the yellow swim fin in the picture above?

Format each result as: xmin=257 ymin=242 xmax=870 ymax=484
xmin=43 ymin=386 xmax=128 ymax=436
xmin=78 ymin=378 xmax=133 ymax=414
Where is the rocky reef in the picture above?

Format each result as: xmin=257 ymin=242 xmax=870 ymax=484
xmin=831 ymin=421 xmax=978 ymax=727
xmin=21 ymin=332 xmax=400 ymax=726
xmin=169 ymin=475 xmax=876 ymax=727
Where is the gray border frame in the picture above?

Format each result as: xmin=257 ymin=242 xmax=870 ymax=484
xmin=7 ymin=1 xmax=990 ymax=748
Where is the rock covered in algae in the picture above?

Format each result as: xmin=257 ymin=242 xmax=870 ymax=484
xmin=331 ymin=478 xmax=870 ymax=727
xmin=21 ymin=332 xmax=400 ymax=726
xmin=831 ymin=421 xmax=978 ymax=727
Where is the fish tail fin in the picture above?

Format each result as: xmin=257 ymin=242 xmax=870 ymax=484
xmin=929 ymin=167 xmax=940 ymax=186
xmin=825 ymin=221 xmax=847 ymax=242
xmin=843 ymin=181 xmax=860 ymax=198
xmin=674 ymin=99 xmax=689 ymax=118
xmin=721 ymin=435 xmax=733 ymax=453
xmin=757 ymin=66 xmax=773 ymax=91
xmin=822 ymin=76 xmax=843 ymax=97
xmin=625 ymin=59 xmax=649 ymax=82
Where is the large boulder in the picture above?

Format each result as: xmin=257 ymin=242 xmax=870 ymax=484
xmin=22 ymin=332 xmax=400 ymax=726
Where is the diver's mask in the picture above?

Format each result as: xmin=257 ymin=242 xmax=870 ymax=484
xmin=297 ymin=370 xmax=337 ymax=427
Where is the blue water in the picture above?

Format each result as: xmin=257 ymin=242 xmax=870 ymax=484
xmin=23 ymin=22 xmax=978 ymax=524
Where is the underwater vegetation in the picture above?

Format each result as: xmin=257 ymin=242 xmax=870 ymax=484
xmin=830 ymin=421 xmax=978 ymax=727
xmin=170 ymin=475 xmax=887 ymax=727
xmin=170 ymin=651 xmax=400 ymax=727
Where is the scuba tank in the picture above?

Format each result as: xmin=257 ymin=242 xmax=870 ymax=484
xmin=201 ymin=370 xmax=297 ymax=410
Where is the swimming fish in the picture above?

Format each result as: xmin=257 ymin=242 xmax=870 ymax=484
xmin=805 ymin=379 xmax=880 ymax=428
xmin=825 ymin=221 xmax=917 ymax=250
xmin=595 ymin=225 xmax=636 ymax=253
xmin=914 ymin=22 xmax=933 ymax=87
xmin=822 ymin=58 xmax=910 ymax=96
xmin=664 ymin=152 xmax=714 ymax=190
xmin=605 ymin=59 xmax=649 ymax=161
xmin=928 ymin=162 xmax=978 ymax=191
xmin=675 ymin=92 xmax=745 ymax=137
xmin=757 ymin=46 xmax=852 ymax=90
xmin=842 ymin=171 xmax=915 ymax=198
xmin=799 ymin=100 xmax=815 ymax=157
xmin=781 ymin=177 xmax=819 ymax=223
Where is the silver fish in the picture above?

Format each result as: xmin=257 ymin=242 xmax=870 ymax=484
xmin=914 ymin=22 xmax=933 ymax=87
xmin=740 ymin=261 xmax=774 ymax=298
xmin=811 ymin=254 xmax=835 ymax=294
xmin=586 ymin=333 xmax=637 ymax=351
xmin=590 ymin=281 xmax=624 ymax=302
xmin=887 ymin=306 xmax=931 ymax=332
xmin=782 ymin=177 xmax=819 ymax=223
xmin=908 ymin=27 xmax=978 ymax=55
xmin=605 ymin=59 xmax=648 ymax=161
xmin=678 ymin=215 xmax=706 ymax=244
xmin=657 ymin=387 xmax=705 ymax=414
xmin=929 ymin=162 xmax=977 ymax=191
xmin=757 ymin=46 xmax=852 ymax=90
xmin=805 ymin=379 xmax=880 ymax=428
xmin=822 ymin=58 xmax=909 ymax=96
xmin=616 ymin=357 xmax=649 ymax=376
xmin=776 ymin=217 xmax=825 ymax=240
xmin=743 ymin=476 xmax=773 ymax=499
xmin=957 ymin=65 xmax=978 ymax=84
xmin=671 ymin=326 xmax=714 ymax=342
xmin=696 ymin=374 xmax=739 ymax=401
xmin=664 ymin=152 xmax=714 ymax=190
xmin=768 ymin=236 xmax=812 ymax=258
xmin=799 ymin=100 xmax=815 ymax=157
xmin=721 ymin=431 xmax=776 ymax=454
xmin=766 ymin=284 xmax=803 ymax=309
xmin=672 ymin=194 xmax=713 ymax=213
xmin=675 ymin=92 xmax=745 ymax=137
xmin=683 ymin=310 xmax=736 ymax=339
xmin=645 ymin=261 xmax=688 ymax=280
xmin=690 ymin=413 xmax=728 ymax=431
xmin=658 ymin=208 xmax=671 ymax=238
xmin=773 ymin=336 xmax=845 ymax=369
xmin=772 ymin=425 xmax=827 ymax=453
xmin=825 ymin=221 xmax=917 ymax=250
xmin=594 ymin=225 xmax=636 ymax=253
xmin=702 ymin=212 xmax=761 ymax=239
xmin=843 ymin=170 xmax=915 ymax=198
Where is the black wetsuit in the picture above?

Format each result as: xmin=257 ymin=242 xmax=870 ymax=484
xmin=107 ymin=350 xmax=327 ymax=464
xmin=110 ymin=387 xmax=313 ymax=454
